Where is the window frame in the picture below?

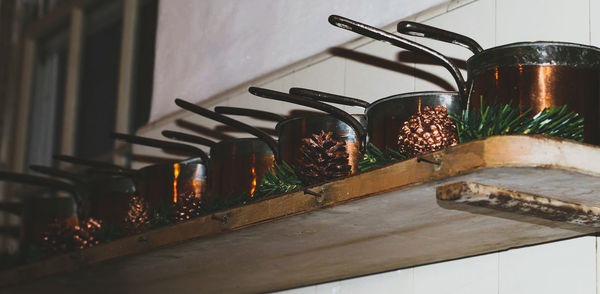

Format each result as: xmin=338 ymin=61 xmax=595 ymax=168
xmin=12 ymin=0 xmax=145 ymax=172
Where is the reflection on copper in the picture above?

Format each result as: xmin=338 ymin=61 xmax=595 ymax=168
xmin=193 ymin=168 xmax=204 ymax=197
xmin=250 ymin=167 xmax=257 ymax=197
xmin=417 ymin=98 xmax=422 ymax=112
xmin=538 ymin=66 xmax=548 ymax=109
xmin=470 ymin=65 xmax=600 ymax=144
xmin=173 ymin=163 xmax=180 ymax=203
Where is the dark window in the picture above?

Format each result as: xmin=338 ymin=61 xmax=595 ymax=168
xmin=75 ymin=1 xmax=123 ymax=159
xmin=25 ymin=29 xmax=69 ymax=169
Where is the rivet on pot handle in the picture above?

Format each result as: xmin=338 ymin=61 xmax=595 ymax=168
xmin=248 ymin=87 xmax=368 ymax=149
xmin=328 ymin=15 xmax=467 ymax=103
xmin=174 ymin=98 xmax=279 ymax=158
xmin=397 ymin=21 xmax=483 ymax=54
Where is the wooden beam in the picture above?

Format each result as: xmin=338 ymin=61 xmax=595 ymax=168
xmin=59 ymin=8 xmax=84 ymax=158
xmin=437 ymin=181 xmax=600 ymax=227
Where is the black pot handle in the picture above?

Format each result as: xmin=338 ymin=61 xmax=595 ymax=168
xmin=328 ymin=15 xmax=467 ymax=101
xmin=29 ymin=165 xmax=85 ymax=183
xmin=111 ymin=132 xmax=210 ymax=164
xmin=397 ymin=21 xmax=483 ymax=54
xmin=161 ymin=130 xmax=217 ymax=148
xmin=248 ymin=87 xmax=367 ymax=146
xmin=289 ymin=88 xmax=370 ymax=108
xmin=53 ymin=154 xmax=135 ymax=173
xmin=174 ymin=99 xmax=279 ymax=158
xmin=214 ymin=106 xmax=287 ymax=122
xmin=0 ymin=171 xmax=84 ymax=216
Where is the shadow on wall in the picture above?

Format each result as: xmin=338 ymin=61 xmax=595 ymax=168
xmin=329 ymin=47 xmax=467 ymax=92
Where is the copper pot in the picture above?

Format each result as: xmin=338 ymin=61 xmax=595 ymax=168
xmin=110 ymin=133 xmax=209 ymax=211
xmin=289 ymin=88 xmax=462 ymax=152
xmin=397 ymin=21 xmax=600 ymax=143
xmin=247 ymin=87 xmax=368 ymax=179
xmin=162 ymin=130 xmax=276 ymax=206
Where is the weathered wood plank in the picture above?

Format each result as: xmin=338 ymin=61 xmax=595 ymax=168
xmin=2 ymin=135 xmax=600 ymax=293
xmin=437 ymin=181 xmax=600 ymax=227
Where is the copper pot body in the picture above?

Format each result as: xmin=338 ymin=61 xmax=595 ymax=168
xmin=21 ymin=196 xmax=78 ymax=247
xmin=365 ymin=91 xmax=463 ymax=151
xmin=87 ymin=175 xmax=136 ymax=229
xmin=208 ymin=139 xmax=275 ymax=206
xmin=467 ymin=42 xmax=600 ymax=144
xmin=134 ymin=160 xmax=207 ymax=211
xmin=276 ymin=114 xmax=366 ymax=177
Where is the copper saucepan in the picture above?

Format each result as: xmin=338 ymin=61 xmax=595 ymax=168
xmin=29 ymin=164 xmax=135 ymax=230
xmin=174 ymin=99 xmax=278 ymax=202
xmin=0 ymin=172 xmax=81 ymax=256
xmin=110 ymin=133 xmax=209 ymax=211
xmin=162 ymin=130 xmax=276 ymax=206
xmin=245 ymin=87 xmax=368 ymax=184
xmin=289 ymin=88 xmax=462 ymax=152
xmin=397 ymin=21 xmax=600 ymax=143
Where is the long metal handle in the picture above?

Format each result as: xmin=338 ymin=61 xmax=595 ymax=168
xmin=397 ymin=21 xmax=483 ymax=54
xmin=289 ymin=88 xmax=370 ymax=108
xmin=0 ymin=172 xmax=78 ymax=193
xmin=214 ymin=106 xmax=287 ymax=122
xmin=175 ymin=99 xmax=279 ymax=158
xmin=248 ymin=87 xmax=367 ymax=145
xmin=0 ymin=172 xmax=83 ymax=214
xmin=111 ymin=132 xmax=209 ymax=164
xmin=161 ymin=130 xmax=217 ymax=147
xmin=29 ymin=165 xmax=84 ymax=183
xmin=328 ymin=15 xmax=467 ymax=99
xmin=53 ymin=154 xmax=134 ymax=173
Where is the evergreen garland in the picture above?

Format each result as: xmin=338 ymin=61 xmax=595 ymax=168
xmin=451 ymin=98 xmax=584 ymax=143
xmin=358 ymin=143 xmax=407 ymax=172
xmin=255 ymin=161 xmax=304 ymax=197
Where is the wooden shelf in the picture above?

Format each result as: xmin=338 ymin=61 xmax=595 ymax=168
xmin=4 ymin=135 xmax=600 ymax=293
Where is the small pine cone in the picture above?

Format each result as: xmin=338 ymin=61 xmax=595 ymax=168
xmin=41 ymin=217 xmax=102 ymax=254
xmin=40 ymin=218 xmax=75 ymax=254
xmin=171 ymin=192 xmax=203 ymax=223
xmin=121 ymin=196 xmax=151 ymax=235
xmin=295 ymin=130 xmax=352 ymax=185
xmin=397 ymin=105 xmax=458 ymax=158
xmin=72 ymin=218 xmax=102 ymax=250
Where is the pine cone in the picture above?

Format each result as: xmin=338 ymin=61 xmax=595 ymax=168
xmin=397 ymin=105 xmax=458 ymax=157
xmin=171 ymin=192 xmax=203 ymax=223
xmin=121 ymin=196 xmax=151 ymax=235
xmin=41 ymin=217 xmax=102 ymax=254
xmin=295 ymin=130 xmax=351 ymax=185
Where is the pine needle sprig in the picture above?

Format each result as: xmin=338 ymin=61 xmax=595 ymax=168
xmin=451 ymin=97 xmax=584 ymax=143
xmin=359 ymin=143 xmax=407 ymax=172
xmin=255 ymin=161 xmax=304 ymax=197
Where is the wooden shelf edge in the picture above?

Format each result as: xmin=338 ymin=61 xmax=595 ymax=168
xmin=1 ymin=135 xmax=598 ymax=287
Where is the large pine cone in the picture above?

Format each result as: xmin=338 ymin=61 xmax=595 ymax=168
xmin=171 ymin=192 xmax=203 ymax=223
xmin=295 ymin=130 xmax=351 ymax=185
xmin=121 ymin=196 xmax=151 ymax=235
xmin=41 ymin=217 xmax=102 ymax=254
xmin=397 ymin=105 xmax=458 ymax=157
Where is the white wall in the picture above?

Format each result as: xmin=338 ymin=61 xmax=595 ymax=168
xmin=142 ymin=0 xmax=600 ymax=292
xmin=150 ymin=0 xmax=446 ymax=120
